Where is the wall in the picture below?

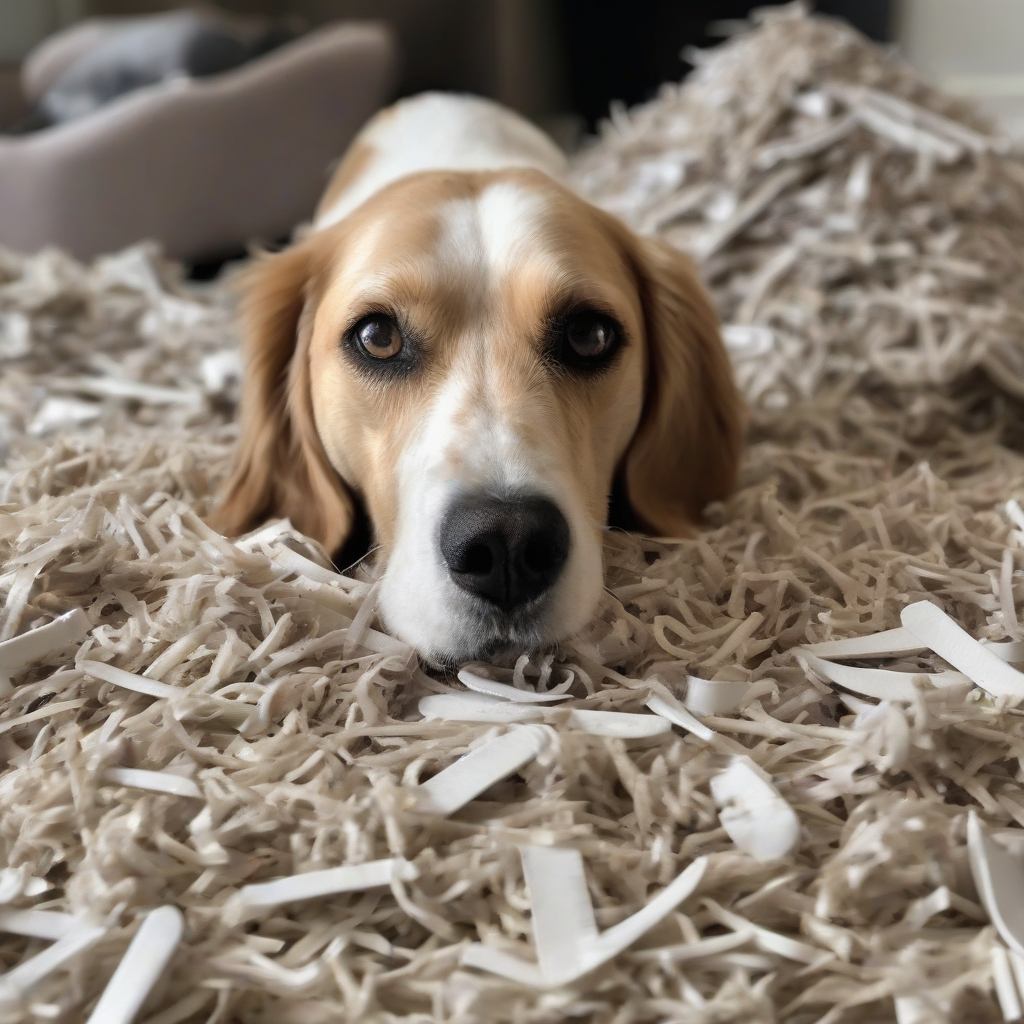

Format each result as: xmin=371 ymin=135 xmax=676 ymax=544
xmin=79 ymin=0 xmax=565 ymax=116
xmin=897 ymin=0 xmax=1024 ymax=137
xmin=0 ymin=0 xmax=84 ymax=62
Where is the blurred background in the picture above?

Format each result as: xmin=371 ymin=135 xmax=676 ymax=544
xmin=5 ymin=0 xmax=1024 ymax=137
xmin=0 ymin=0 xmax=1023 ymax=266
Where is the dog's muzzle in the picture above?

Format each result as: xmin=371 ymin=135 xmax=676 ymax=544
xmin=439 ymin=494 xmax=570 ymax=611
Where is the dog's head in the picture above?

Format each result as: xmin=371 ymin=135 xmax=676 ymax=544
xmin=211 ymin=169 xmax=742 ymax=663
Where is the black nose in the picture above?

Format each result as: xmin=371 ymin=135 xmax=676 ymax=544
xmin=439 ymin=495 xmax=570 ymax=611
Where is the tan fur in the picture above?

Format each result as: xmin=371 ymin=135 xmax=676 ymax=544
xmin=207 ymin=233 xmax=357 ymax=553
xmin=619 ymin=232 xmax=745 ymax=536
xmin=212 ymin=168 xmax=742 ymax=554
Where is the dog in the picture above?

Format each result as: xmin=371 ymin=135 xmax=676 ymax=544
xmin=210 ymin=92 xmax=742 ymax=665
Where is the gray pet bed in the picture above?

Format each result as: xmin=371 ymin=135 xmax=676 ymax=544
xmin=0 ymin=20 xmax=397 ymax=262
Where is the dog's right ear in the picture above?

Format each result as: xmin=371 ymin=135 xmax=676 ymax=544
xmin=208 ymin=238 xmax=356 ymax=553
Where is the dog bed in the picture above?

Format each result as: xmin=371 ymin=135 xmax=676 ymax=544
xmin=0 ymin=20 xmax=397 ymax=263
xmin=2 ymin=6 xmax=1024 ymax=1023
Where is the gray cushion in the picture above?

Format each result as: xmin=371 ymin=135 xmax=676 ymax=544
xmin=0 ymin=21 xmax=398 ymax=261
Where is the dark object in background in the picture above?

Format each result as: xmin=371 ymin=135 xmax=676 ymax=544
xmin=0 ymin=20 xmax=396 ymax=262
xmin=556 ymin=0 xmax=892 ymax=130
xmin=11 ymin=8 xmax=297 ymax=133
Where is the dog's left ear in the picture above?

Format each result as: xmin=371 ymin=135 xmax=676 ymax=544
xmin=622 ymin=235 xmax=744 ymax=537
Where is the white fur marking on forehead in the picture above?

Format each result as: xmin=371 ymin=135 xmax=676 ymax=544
xmin=436 ymin=183 xmax=550 ymax=282
xmin=475 ymin=182 xmax=549 ymax=273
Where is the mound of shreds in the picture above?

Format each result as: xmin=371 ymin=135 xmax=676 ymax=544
xmin=2 ymin=6 xmax=1024 ymax=1023
xmin=572 ymin=2 xmax=1024 ymax=410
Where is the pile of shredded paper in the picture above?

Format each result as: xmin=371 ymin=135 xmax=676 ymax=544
xmin=4 ymin=5 xmax=1024 ymax=1022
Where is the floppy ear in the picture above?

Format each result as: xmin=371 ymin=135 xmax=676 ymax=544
xmin=208 ymin=239 xmax=356 ymax=553
xmin=622 ymin=236 xmax=744 ymax=537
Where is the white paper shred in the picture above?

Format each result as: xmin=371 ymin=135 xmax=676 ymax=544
xmin=0 ymin=608 xmax=90 ymax=676
xmin=419 ymin=691 xmax=669 ymax=737
xmin=800 ymin=627 xmax=926 ymax=659
xmin=645 ymin=694 xmax=716 ymax=742
xmin=520 ymin=846 xmax=598 ymax=982
xmin=28 ymin=397 xmax=102 ymax=436
xmin=0 ymin=909 xmax=77 ymax=941
xmin=103 ymin=768 xmax=202 ymax=800
xmin=226 ymin=858 xmax=419 ymax=923
xmin=902 ymin=601 xmax=1024 ymax=700
xmin=418 ymin=692 xmax=543 ymax=724
xmin=684 ymin=676 xmax=756 ymax=715
xmin=457 ymin=670 xmax=573 ymax=703
xmin=85 ymin=906 xmax=183 ymax=1024
xmin=802 ymin=651 xmax=972 ymax=702
xmin=968 ymin=812 xmax=1024 ymax=960
xmin=0 ymin=920 xmax=107 ymax=1005
xmin=463 ymin=849 xmax=708 ymax=987
xmin=412 ymin=726 xmax=550 ymax=815
xmin=80 ymin=660 xmax=253 ymax=728
xmin=989 ymin=945 xmax=1024 ymax=1023
xmin=710 ymin=757 xmax=800 ymax=861
xmin=562 ymin=708 xmax=670 ymax=738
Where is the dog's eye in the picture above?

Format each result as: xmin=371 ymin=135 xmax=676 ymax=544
xmin=354 ymin=315 xmax=402 ymax=359
xmin=566 ymin=314 xmax=616 ymax=359
xmin=551 ymin=310 xmax=620 ymax=370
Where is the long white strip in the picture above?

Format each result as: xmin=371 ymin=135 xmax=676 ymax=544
xmin=800 ymin=627 xmax=925 ymax=658
xmin=902 ymin=602 xmax=1024 ymax=700
xmin=86 ymin=906 xmax=183 ymax=1024
xmin=461 ymin=853 xmax=708 ymax=987
xmin=224 ymin=858 xmax=419 ymax=926
xmin=235 ymin=518 xmax=296 ymax=551
xmin=565 ymin=709 xmax=670 ymax=738
xmin=0 ymin=866 xmax=48 ymax=900
xmin=631 ymin=929 xmax=754 ymax=963
xmin=581 ymin=857 xmax=708 ymax=970
xmin=413 ymin=726 xmax=550 ymax=816
xmin=710 ymin=758 xmax=800 ymax=862
xmin=521 ymin=846 xmax=598 ymax=982
xmin=1010 ymin=950 xmax=1024 ymax=1014
xmin=271 ymin=547 xmax=349 ymax=587
xmin=0 ymin=609 xmax=91 ymax=674
xmin=802 ymin=653 xmax=971 ymax=702
xmin=419 ymin=692 xmax=543 ymax=724
xmin=968 ymin=811 xmax=1024 ymax=959
xmin=0 ymin=908 xmax=77 ymax=941
xmin=235 ymin=858 xmax=418 ymax=910
xmin=0 ymin=699 xmax=88 ymax=737
xmin=52 ymin=375 xmax=201 ymax=407
xmin=104 ymin=768 xmax=202 ymax=800
xmin=81 ymin=662 xmax=252 ymax=728
xmin=704 ymin=901 xmax=821 ymax=963
xmin=645 ymin=694 xmax=715 ymax=742
xmin=458 ymin=670 xmax=573 ymax=703
xmin=990 ymin=945 xmax=1023 ymax=1023
xmin=81 ymin=661 xmax=178 ymax=699
xmin=460 ymin=944 xmax=546 ymax=987
xmin=0 ymin=921 xmax=106 ymax=1003
xmin=419 ymin=693 xmax=669 ymax=737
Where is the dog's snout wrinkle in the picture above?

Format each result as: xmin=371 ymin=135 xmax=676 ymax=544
xmin=440 ymin=495 xmax=569 ymax=611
